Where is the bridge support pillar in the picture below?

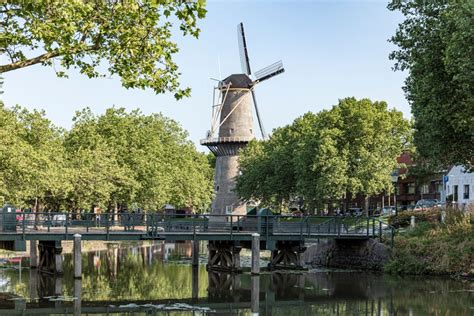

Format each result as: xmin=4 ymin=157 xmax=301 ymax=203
xmin=30 ymin=240 xmax=38 ymax=269
xmin=73 ymin=234 xmax=82 ymax=279
xmin=268 ymin=241 xmax=306 ymax=271
xmin=207 ymin=241 xmax=242 ymax=272
xmin=38 ymin=240 xmax=63 ymax=275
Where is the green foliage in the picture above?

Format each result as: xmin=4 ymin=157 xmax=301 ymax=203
xmin=385 ymin=208 xmax=474 ymax=276
xmin=0 ymin=0 xmax=207 ymax=99
xmin=388 ymin=209 xmax=441 ymax=228
xmin=0 ymin=103 xmax=213 ymax=212
xmin=236 ymin=97 xmax=411 ymax=213
xmin=388 ymin=0 xmax=474 ymax=170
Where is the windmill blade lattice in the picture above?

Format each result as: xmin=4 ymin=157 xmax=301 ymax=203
xmin=254 ymin=60 xmax=285 ymax=83
xmin=237 ymin=23 xmax=252 ymax=75
xmin=251 ymin=90 xmax=267 ymax=139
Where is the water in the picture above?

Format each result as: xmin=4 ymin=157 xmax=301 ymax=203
xmin=0 ymin=241 xmax=472 ymax=315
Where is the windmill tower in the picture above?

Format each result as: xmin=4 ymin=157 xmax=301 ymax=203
xmin=201 ymin=23 xmax=285 ymax=217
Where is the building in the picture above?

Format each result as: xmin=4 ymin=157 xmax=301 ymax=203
xmin=444 ymin=165 xmax=474 ymax=207
xmin=345 ymin=152 xmax=443 ymax=212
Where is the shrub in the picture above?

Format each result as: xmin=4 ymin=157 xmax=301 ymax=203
xmin=388 ymin=209 xmax=441 ymax=228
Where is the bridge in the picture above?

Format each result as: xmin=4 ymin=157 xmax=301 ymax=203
xmin=0 ymin=212 xmax=394 ymax=274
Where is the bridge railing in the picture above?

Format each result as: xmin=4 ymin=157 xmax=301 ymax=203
xmin=11 ymin=212 xmax=395 ymax=245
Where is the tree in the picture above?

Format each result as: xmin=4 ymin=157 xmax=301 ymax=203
xmin=236 ymin=98 xmax=411 ymax=215
xmin=336 ymin=98 xmax=411 ymax=215
xmin=0 ymin=1 xmax=207 ymax=99
xmin=294 ymin=111 xmax=348 ymax=214
xmin=66 ymin=107 xmax=213 ymax=212
xmin=388 ymin=0 xmax=474 ymax=170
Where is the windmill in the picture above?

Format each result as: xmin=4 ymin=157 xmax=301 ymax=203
xmin=201 ymin=22 xmax=285 ymax=217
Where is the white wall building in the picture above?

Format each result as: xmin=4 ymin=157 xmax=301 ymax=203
xmin=444 ymin=165 xmax=474 ymax=206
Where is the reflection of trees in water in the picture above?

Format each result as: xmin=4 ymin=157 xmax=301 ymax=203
xmin=0 ymin=243 xmax=472 ymax=315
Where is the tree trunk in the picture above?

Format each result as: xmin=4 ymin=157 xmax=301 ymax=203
xmin=327 ymin=199 xmax=334 ymax=216
xmin=364 ymin=196 xmax=369 ymax=217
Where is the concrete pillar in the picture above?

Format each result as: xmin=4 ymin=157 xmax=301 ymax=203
xmin=251 ymin=233 xmax=260 ymax=275
xmin=410 ymin=216 xmax=416 ymax=228
xmin=73 ymin=234 xmax=82 ymax=279
xmin=192 ymin=240 xmax=199 ymax=267
xmin=251 ymin=275 xmax=260 ymax=315
xmin=74 ymin=279 xmax=82 ymax=316
xmin=30 ymin=240 xmax=38 ymax=269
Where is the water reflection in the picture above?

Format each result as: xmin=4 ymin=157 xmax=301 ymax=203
xmin=0 ymin=241 xmax=471 ymax=315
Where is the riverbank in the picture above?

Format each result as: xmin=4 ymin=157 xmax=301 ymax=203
xmin=384 ymin=210 xmax=474 ymax=277
xmin=306 ymin=209 xmax=473 ymax=278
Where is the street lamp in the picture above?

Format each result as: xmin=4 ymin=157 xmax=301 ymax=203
xmin=391 ymin=171 xmax=399 ymax=216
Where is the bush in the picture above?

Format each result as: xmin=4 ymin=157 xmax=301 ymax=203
xmin=388 ymin=209 xmax=441 ymax=228
xmin=385 ymin=207 xmax=474 ymax=276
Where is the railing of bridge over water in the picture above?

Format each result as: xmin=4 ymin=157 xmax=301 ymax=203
xmin=4 ymin=212 xmax=395 ymax=245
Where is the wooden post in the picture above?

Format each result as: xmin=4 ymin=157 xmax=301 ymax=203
xmin=251 ymin=275 xmax=260 ymax=315
xmin=410 ymin=216 xmax=416 ymax=228
xmin=73 ymin=234 xmax=82 ymax=279
xmin=251 ymin=233 xmax=260 ymax=275
xmin=73 ymin=279 xmax=82 ymax=316
xmin=30 ymin=240 xmax=38 ymax=269
xmin=191 ymin=266 xmax=199 ymax=301
xmin=54 ymin=242 xmax=63 ymax=275
xmin=192 ymin=240 xmax=199 ymax=267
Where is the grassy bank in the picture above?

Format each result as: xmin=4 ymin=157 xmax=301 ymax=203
xmin=384 ymin=208 xmax=474 ymax=276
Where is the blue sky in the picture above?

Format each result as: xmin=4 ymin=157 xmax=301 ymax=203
xmin=2 ymin=0 xmax=407 ymax=149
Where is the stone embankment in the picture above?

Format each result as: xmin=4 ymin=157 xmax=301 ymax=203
xmin=304 ymin=239 xmax=391 ymax=270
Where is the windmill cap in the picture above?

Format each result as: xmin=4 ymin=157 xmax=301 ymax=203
xmin=222 ymin=74 xmax=253 ymax=89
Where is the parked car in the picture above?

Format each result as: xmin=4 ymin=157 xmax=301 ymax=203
xmin=51 ymin=214 xmax=66 ymax=226
xmin=414 ymin=199 xmax=439 ymax=211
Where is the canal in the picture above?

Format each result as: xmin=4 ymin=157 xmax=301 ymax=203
xmin=0 ymin=241 xmax=471 ymax=315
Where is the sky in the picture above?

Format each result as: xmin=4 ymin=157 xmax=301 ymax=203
xmin=1 ymin=0 xmax=408 ymax=150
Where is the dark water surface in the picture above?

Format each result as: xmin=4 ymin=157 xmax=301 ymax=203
xmin=0 ymin=241 xmax=472 ymax=315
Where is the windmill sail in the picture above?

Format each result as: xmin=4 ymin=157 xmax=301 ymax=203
xmin=251 ymin=90 xmax=267 ymax=139
xmin=237 ymin=23 xmax=252 ymax=75
xmin=254 ymin=60 xmax=285 ymax=83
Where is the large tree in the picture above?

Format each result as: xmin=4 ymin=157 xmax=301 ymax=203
xmin=0 ymin=0 xmax=206 ymax=99
xmin=65 ymin=107 xmax=214 ymax=212
xmin=388 ymin=0 xmax=474 ymax=170
xmin=236 ymin=98 xmax=411 ymax=215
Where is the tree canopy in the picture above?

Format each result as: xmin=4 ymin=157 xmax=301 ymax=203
xmin=0 ymin=102 xmax=214 ymax=212
xmin=236 ymin=97 xmax=411 ymax=214
xmin=0 ymin=0 xmax=207 ymax=99
xmin=388 ymin=0 xmax=474 ymax=170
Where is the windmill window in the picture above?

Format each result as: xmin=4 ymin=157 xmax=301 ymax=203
xmin=216 ymin=185 xmax=220 ymax=191
xmin=250 ymin=128 xmax=253 ymax=134
xmin=229 ymin=128 xmax=234 ymax=134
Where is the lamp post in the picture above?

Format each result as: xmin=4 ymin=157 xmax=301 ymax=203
xmin=391 ymin=172 xmax=399 ymax=216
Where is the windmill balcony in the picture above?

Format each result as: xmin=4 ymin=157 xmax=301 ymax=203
xmin=200 ymin=136 xmax=254 ymax=146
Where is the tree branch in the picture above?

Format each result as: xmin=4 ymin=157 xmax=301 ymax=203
xmin=0 ymin=43 xmax=100 ymax=73
xmin=0 ymin=51 xmax=61 ymax=73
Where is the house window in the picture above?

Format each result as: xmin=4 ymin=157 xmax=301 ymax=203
xmin=225 ymin=205 xmax=233 ymax=214
xmin=408 ymin=183 xmax=415 ymax=194
xmin=464 ymin=185 xmax=470 ymax=200
xmin=454 ymin=185 xmax=458 ymax=202
xmin=421 ymin=184 xmax=429 ymax=194
xmin=436 ymin=183 xmax=443 ymax=193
